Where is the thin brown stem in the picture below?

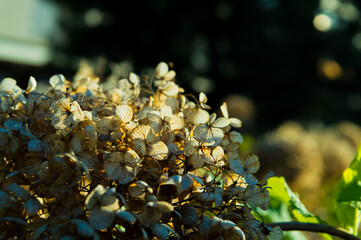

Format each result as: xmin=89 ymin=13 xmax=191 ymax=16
xmin=267 ymin=222 xmax=360 ymax=240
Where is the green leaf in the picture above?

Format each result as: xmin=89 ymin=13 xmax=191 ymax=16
xmin=335 ymin=144 xmax=361 ymax=234
xmin=267 ymin=176 xmax=333 ymax=240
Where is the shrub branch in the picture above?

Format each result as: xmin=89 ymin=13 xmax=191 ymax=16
xmin=267 ymin=222 xmax=360 ymax=240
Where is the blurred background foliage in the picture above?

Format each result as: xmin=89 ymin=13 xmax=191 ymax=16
xmin=1 ymin=0 xmax=361 ymax=235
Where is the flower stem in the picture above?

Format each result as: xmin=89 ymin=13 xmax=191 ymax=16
xmin=354 ymin=208 xmax=360 ymax=236
xmin=267 ymin=222 xmax=360 ymax=240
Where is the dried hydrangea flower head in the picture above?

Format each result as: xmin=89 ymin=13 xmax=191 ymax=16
xmin=0 ymin=61 xmax=282 ymax=240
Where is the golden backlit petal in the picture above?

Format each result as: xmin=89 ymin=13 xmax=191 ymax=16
xmin=115 ymin=104 xmax=133 ymax=123
xmin=148 ymin=140 xmax=169 ymax=161
xmin=212 ymin=146 xmax=224 ymax=161
xmin=169 ymin=115 xmax=184 ymax=131
xmin=132 ymin=125 xmax=154 ymax=142
xmin=124 ymin=149 xmax=140 ymax=163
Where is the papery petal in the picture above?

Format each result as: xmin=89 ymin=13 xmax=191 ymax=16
xmin=245 ymin=154 xmax=260 ymax=173
xmin=169 ymin=115 xmax=184 ymax=131
xmin=155 ymin=62 xmax=169 ymax=79
xmin=49 ymin=74 xmax=65 ymax=90
xmin=116 ymin=104 xmax=133 ymax=123
xmin=117 ymin=210 xmax=136 ymax=224
xmin=71 ymin=219 xmax=94 ymax=237
xmin=190 ymin=153 xmax=204 ymax=169
xmin=117 ymin=167 xmax=135 ymax=184
xmin=161 ymin=105 xmax=173 ymax=118
xmin=164 ymin=70 xmax=176 ymax=81
xmin=7 ymin=183 xmax=31 ymax=200
xmin=26 ymin=76 xmax=37 ymax=93
xmin=212 ymin=146 xmax=224 ymax=161
xmin=89 ymin=208 xmax=115 ymax=230
xmin=212 ymin=117 xmax=230 ymax=128
xmin=148 ymin=140 xmax=168 ymax=161
xmin=229 ymin=131 xmax=243 ymax=143
xmin=151 ymin=223 xmax=169 ymax=240
xmin=229 ymin=158 xmax=245 ymax=176
xmin=220 ymin=102 xmax=229 ymax=119
xmin=0 ymin=78 xmax=16 ymax=92
xmin=134 ymin=139 xmax=147 ymax=155
xmin=229 ymin=118 xmax=242 ymax=128
xmin=24 ymin=197 xmax=42 ymax=216
xmin=124 ymin=149 xmax=140 ymax=164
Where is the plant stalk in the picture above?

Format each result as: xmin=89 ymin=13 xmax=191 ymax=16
xmin=267 ymin=222 xmax=360 ymax=240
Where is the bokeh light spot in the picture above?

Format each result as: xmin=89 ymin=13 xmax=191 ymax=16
xmin=317 ymin=59 xmax=342 ymax=80
xmin=313 ymin=14 xmax=333 ymax=32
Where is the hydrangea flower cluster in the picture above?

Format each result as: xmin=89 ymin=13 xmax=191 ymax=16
xmin=0 ymin=62 xmax=282 ymax=239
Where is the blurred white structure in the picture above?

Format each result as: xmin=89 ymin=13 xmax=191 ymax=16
xmin=0 ymin=0 xmax=58 ymax=66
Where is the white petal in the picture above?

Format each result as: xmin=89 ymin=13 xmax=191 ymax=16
xmin=230 ymin=118 xmax=242 ymax=128
xmin=199 ymin=92 xmax=208 ymax=104
xmin=49 ymin=74 xmax=65 ymax=90
xmin=220 ymin=102 xmax=229 ymax=118
xmin=26 ymin=76 xmax=37 ymax=93
xmin=161 ymin=105 xmax=173 ymax=118
xmin=155 ymin=62 xmax=169 ymax=79
xmin=164 ymin=70 xmax=176 ymax=81
xmin=212 ymin=117 xmax=230 ymax=128
xmin=0 ymin=78 xmax=16 ymax=92
xmin=129 ymin=72 xmax=140 ymax=85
